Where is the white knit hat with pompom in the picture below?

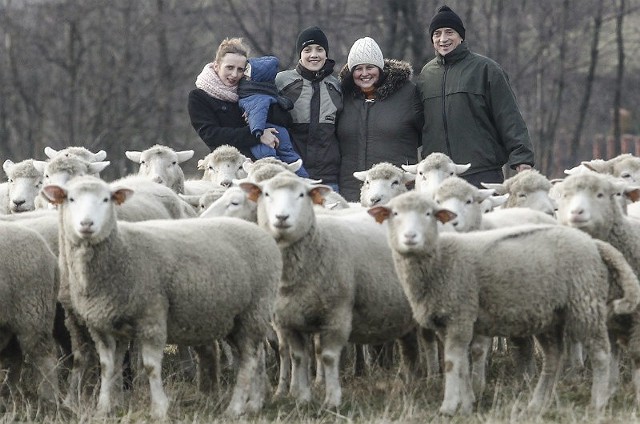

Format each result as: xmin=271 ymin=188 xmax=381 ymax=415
xmin=347 ymin=37 xmax=384 ymax=71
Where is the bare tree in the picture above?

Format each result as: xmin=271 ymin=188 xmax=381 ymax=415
xmin=612 ymin=0 xmax=626 ymax=157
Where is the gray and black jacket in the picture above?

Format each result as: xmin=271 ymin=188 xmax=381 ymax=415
xmin=275 ymin=60 xmax=342 ymax=184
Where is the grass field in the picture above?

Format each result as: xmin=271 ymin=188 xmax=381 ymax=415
xmin=2 ymin=344 xmax=640 ymax=423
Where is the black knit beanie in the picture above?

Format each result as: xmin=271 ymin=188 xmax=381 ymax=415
xmin=429 ymin=5 xmax=465 ymax=40
xmin=296 ymin=26 xmax=329 ymax=57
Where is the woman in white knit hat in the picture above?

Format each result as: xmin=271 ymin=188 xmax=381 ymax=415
xmin=336 ymin=36 xmax=424 ymax=202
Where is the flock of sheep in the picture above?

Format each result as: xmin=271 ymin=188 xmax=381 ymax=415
xmin=1 ymin=143 xmax=640 ymax=419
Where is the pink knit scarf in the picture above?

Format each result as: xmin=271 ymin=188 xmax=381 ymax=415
xmin=195 ymin=63 xmax=239 ymax=102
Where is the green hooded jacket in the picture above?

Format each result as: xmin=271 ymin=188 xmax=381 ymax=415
xmin=416 ymin=42 xmax=534 ymax=175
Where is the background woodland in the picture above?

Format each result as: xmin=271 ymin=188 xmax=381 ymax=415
xmin=1 ymin=0 xmax=640 ymax=179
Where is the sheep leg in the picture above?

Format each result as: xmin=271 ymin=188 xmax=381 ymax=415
xmin=608 ymin=337 xmax=620 ymax=397
xmin=140 ymin=339 xmax=169 ymax=420
xmin=273 ymin=326 xmax=290 ymax=398
xmin=64 ymin=311 xmax=98 ymax=407
xmin=246 ymin=343 xmax=267 ymax=413
xmin=586 ymin=331 xmax=611 ymax=412
xmin=420 ymin=328 xmax=441 ymax=379
xmin=93 ymin=332 xmax=118 ymax=416
xmin=440 ymin=333 xmax=474 ymax=415
xmin=0 ymin=335 xmax=22 ymax=398
xmin=19 ymin=331 xmax=59 ymax=404
xmin=225 ymin=337 xmax=260 ymax=416
xmin=510 ymin=336 xmax=537 ymax=381
xmin=527 ymin=329 xmax=563 ymax=413
xmin=316 ymin=333 xmax=344 ymax=408
xmin=285 ymin=329 xmax=312 ymax=403
xmin=470 ymin=335 xmax=491 ymax=401
xmin=313 ymin=334 xmax=325 ymax=386
xmin=398 ymin=330 xmax=420 ymax=381
xmin=193 ymin=343 xmax=219 ymax=393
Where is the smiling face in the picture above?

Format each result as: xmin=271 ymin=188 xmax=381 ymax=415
xmin=352 ymin=64 xmax=380 ymax=91
xmin=213 ymin=52 xmax=247 ymax=87
xmin=432 ymin=27 xmax=463 ymax=56
xmin=299 ymin=44 xmax=327 ymax=71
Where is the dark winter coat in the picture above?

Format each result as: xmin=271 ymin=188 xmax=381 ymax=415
xmin=275 ymin=60 xmax=342 ymax=184
xmin=416 ymin=42 xmax=534 ymax=176
xmin=337 ymin=59 xmax=423 ymax=202
xmin=187 ymin=88 xmax=292 ymax=159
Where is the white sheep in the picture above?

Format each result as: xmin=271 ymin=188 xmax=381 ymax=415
xmin=198 ymin=144 xmax=249 ymax=187
xmin=241 ymin=174 xmax=418 ymax=408
xmin=200 ymin=186 xmax=257 ymax=221
xmin=555 ymin=171 xmax=640 ymax=402
xmin=402 ymin=152 xmax=470 ymax=198
xmin=44 ymin=146 xmax=107 ymax=162
xmin=354 ymin=162 xmax=415 ymax=207
xmin=1 ymin=159 xmax=44 ymax=214
xmin=482 ymin=170 xmax=556 ymax=216
xmin=582 ymin=153 xmax=640 ymax=183
xmin=42 ymin=175 xmax=282 ymax=419
xmin=180 ymin=186 xmax=228 ymax=215
xmin=125 ymin=144 xmax=194 ymax=194
xmin=368 ymin=191 xmax=640 ymax=415
xmin=33 ymin=155 xmax=110 ymax=187
xmin=0 ymin=223 xmax=60 ymax=404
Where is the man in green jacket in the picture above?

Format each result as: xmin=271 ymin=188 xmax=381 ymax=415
xmin=416 ymin=5 xmax=535 ymax=187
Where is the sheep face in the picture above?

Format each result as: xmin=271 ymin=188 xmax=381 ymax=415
xmin=126 ymin=145 xmax=193 ymax=192
xmin=34 ymin=156 xmax=110 ymax=187
xmin=404 ymin=153 xmax=470 ymax=198
xmin=241 ymin=176 xmax=329 ymax=246
xmin=202 ymin=155 xmax=249 ymax=187
xmin=3 ymin=159 xmax=43 ymax=213
xmin=44 ymin=146 xmax=107 ymax=162
xmin=434 ymin=177 xmax=493 ymax=232
xmin=200 ymin=187 xmax=257 ymax=221
xmin=368 ymin=192 xmax=455 ymax=254
xmin=555 ymin=173 xmax=635 ymax=239
xmin=355 ymin=163 xmax=414 ymax=207
xmin=42 ymin=177 xmax=133 ymax=243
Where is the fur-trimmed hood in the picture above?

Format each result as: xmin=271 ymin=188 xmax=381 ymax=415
xmin=339 ymin=59 xmax=413 ymax=101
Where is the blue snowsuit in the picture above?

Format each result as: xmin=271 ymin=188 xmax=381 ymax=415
xmin=238 ymin=56 xmax=309 ymax=177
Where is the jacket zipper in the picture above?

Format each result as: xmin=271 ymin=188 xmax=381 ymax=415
xmin=441 ymin=60 xmax=452 ymax=157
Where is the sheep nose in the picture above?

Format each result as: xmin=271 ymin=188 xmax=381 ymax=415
xmin=12 ymin=199 xmax=25 ymax=206
xmin=80 ymin=219 xmax=94 ymax=230
xmin=275 ymin=213 xmax=289 ymax=223
xmin=220 ymin=179 xmax=233 ymax=188
xmin=570 ymin=207 xmax=584 ymax=216
xmin=152 ymin=176 xmax=164 ymax=184
xmin=369 ymin=196 xmax=382 ymax=206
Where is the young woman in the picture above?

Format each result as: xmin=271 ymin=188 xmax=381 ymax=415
xmin=188 ymin=37 xmax=289 ymax=158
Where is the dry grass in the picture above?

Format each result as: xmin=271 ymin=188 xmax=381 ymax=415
xmin=2 ymin=345 xmax=640 ymax=423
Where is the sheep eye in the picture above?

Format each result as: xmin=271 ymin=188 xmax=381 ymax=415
xmin=69 ymin=197 xmax=75 ymax=202
xmin=172 ymin=161 xmax=177 ymax=165
xmin=466 ymin=199 xmax=472 ymax=204
xmin=209 ymin=166 xmax=214 ymax=170
xmin=449 ymin=171 xmax=454 ymax=176
xmin=517 ymin=193 xmax=527 ymax=198
xmin=298 ymin=192 xmax=304 ymax=198
xmin=621 ymin=173 xmax=631 ymax=179
xmin=597 ymin=193 xmax=604 ymax=198
xmin=391 ymin=180 xmax=399 ymax=187
xmin=418 ymin=171 xmax=423 ymax=176
xmin=103 ymin=197 xmax=109 ymax=203
xmin=141 ymin=160 xmax=146 ymax=165
xmin=8 ymin=179 xmax=13 ymax=183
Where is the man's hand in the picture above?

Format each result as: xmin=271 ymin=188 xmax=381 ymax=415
xmin=259 ymin=127 xmax=280 ymax=149
xmin=515 ymin=164 xmax=532 ymax=173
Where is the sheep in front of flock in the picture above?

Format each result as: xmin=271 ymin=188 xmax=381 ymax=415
xmin=0 ymin=223 xmax=60 ymax=405
xmin=402 ymin=152 xmax=470 ymax=198
xmin=555 ymin=171 xmax=640 ymax=402
xmin=241 ymin=174 xmax=418 ymax=408
xmin=42 ymin=175 xmax=281 ymax=419
xmin=368 ymin=191 xmax=640 ymax=415
xmin=355 ymin=162 xmax=415 ymax=207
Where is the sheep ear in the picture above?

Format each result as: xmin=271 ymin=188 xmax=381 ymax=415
xmin=481 ymin=182 xmax=507 ymax=195
xmin=125 ymin=151 xmax=142 ymax=163
xmin=93 ymin=150 xmax=108 ymax=162
xmin=32 ymin=160 xmax=47 ymax=174
xmin=435 ymin=209 xmax=457 ymax=224
xmin=112 ymin=188 xmax=134 ymax=205
xmin=489 ymin=194 xmax=509 ymax=208
xmin=197 ymin=159 xmax=205 ymax=170
xmin=476 ymin=189 xmax=495 ymax=202
xmin=41 ymin=185 xmax=67 ymax=205
xmin=625 ymin=187 xmax=640 ymax=203
xmin=309 ymin=185 xmax=331 ymax=206
xmin=367 ymin=205 xmax=391 ymax=224
xmin=242 ymin=160 xmax=254 ymax=174
xmin=3 ymin=159 xmax=14 ymax=174
xmin=239 ymin=182 xmax=262 ymax=202
xmin=87 ymin=161 xmax=110 ymax=175
xmin=403 ymin=171 xmax=416 ymax=183
xmin=179 ymin=194 xmax=200 ymax=207
xmin=454 ymin=163 xmax=471 ymax=175
xmin=353 ymin=171 xmax=367 ymax=182
xmin=581 ymin=160 xmax=608 ymax=174
xmin=176 ymin=150 xmax=195 ymax=163
xmin=44 ymin=146 xmax=58 ymax=159
xmin=286 ymin=159 xmax=303 ymax=172
xmin=402 ymin=164 xmax=418 ymax=174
